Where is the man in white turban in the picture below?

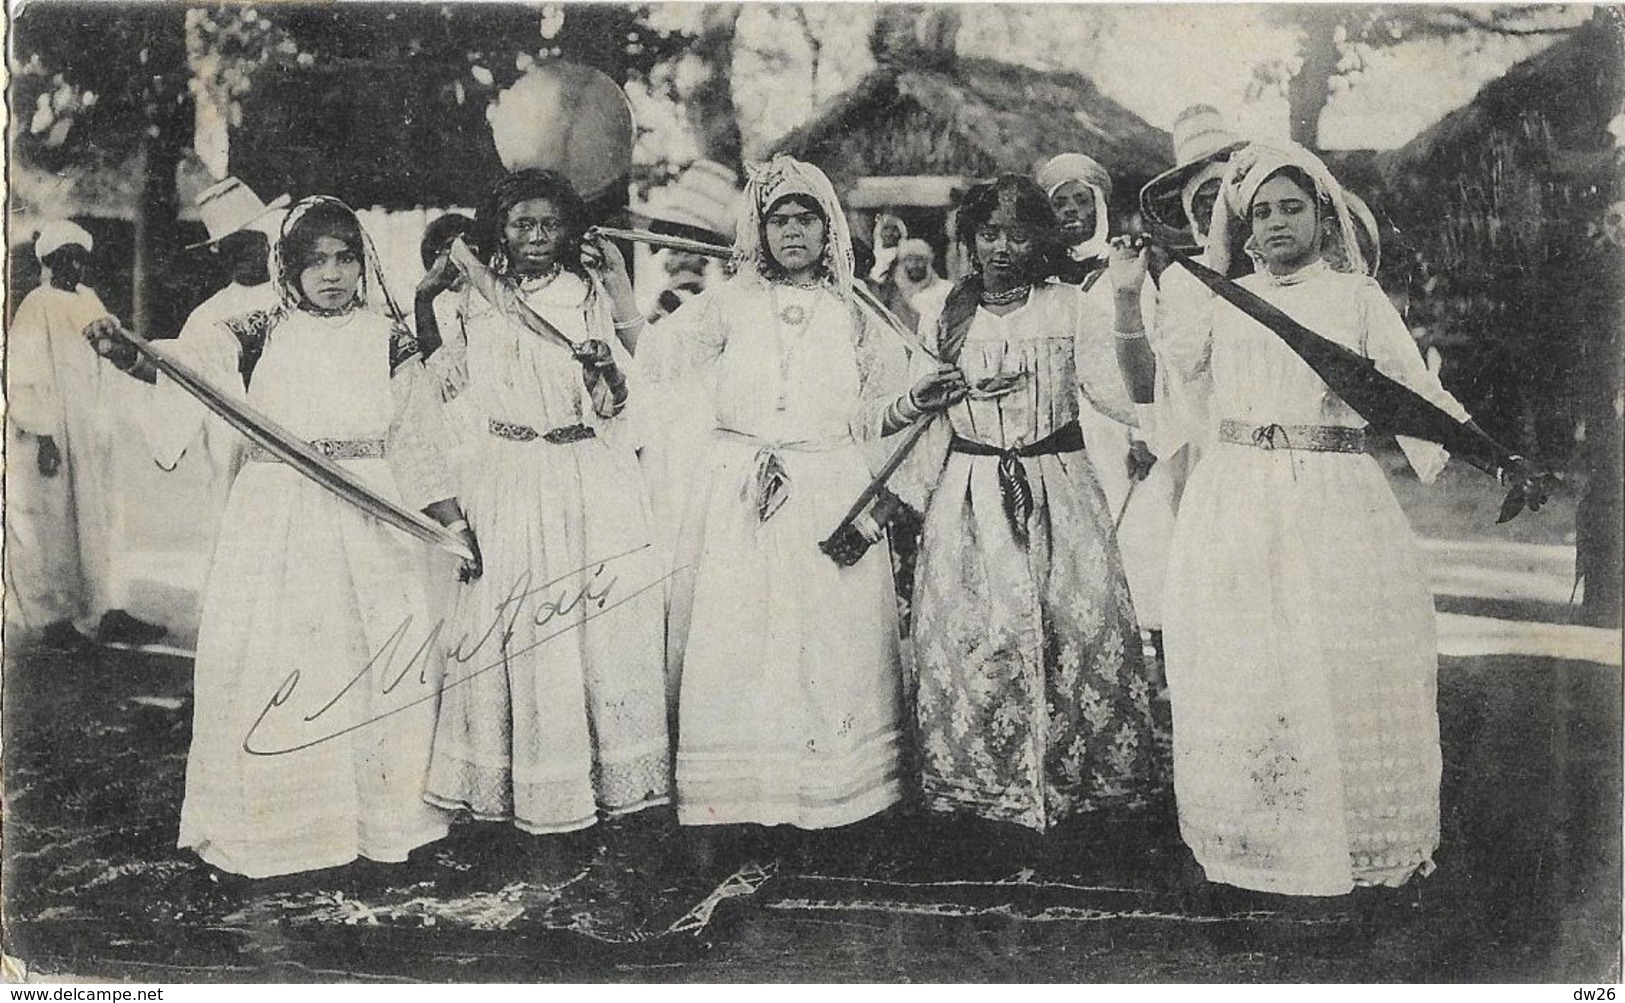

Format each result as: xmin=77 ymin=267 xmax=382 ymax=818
xmin=877 ymin=237 xmax=950 ymax=336
xmin=5 ymin=222 xmax=166 ymax=648
xmin=1037 ymin=152 xmax=1175 ymax=659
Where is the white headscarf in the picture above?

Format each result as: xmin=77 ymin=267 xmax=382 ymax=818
xmin=1208 ymin=140 xmax=1370 ymax=279
xmin=1036 ymin=153 xmax=1112 ymax=262
xmin=736 ymin=155 xmax=856 ymax=301
xmin=35 ymin=220 xmax=94 ymax=264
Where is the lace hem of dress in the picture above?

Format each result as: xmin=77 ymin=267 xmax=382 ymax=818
xmin=426 ymin=750 xmax=673 ymax=831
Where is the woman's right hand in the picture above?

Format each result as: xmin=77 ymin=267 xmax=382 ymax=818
xmin=909 ymin=364 xmax=968 ymax=412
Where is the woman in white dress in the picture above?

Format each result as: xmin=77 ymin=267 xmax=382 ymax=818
xmin=417 ymin=169 xmax=672 ymax=838
xmin=89 ymin=198 xmax=473 ymax=878
xmin=895 ymin=175 xmax=1163 ymax=834
xmin=1115 ymin=141 xmax=1469 ymax=896
xmin=658 ymin=156 xmax=952 ymax=835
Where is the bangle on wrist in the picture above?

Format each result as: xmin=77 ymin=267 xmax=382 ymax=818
xmin=1113 ymin=327 xmax=1148 ymax=341
xmin=613 ymin=316 xmax=644 ymax=331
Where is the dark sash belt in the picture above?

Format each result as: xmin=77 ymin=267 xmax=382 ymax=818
xmin=949 ymin=420 xmax=1085 ymax=547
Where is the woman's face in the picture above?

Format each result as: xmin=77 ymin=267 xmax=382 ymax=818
xmin=297 ymin=234 xmax=362 ymax=311
xmin=504 ymin=196 xmax=567 ymax=276
xmin=764 ymin=197 xmax=827 ymax=279
xmin=1249 ymin=173 xmax=1321 ymax=272
xmin=973 ymin=202 xmax=1038 ymax=287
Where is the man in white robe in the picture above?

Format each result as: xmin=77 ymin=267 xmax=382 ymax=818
xmin=1038 ymin=153 xmax=1173 ymax=643
xmin=5 ymin=221 xmax=166 ymax=648
xmin=141 ymin=178 xmax=287 ymax=493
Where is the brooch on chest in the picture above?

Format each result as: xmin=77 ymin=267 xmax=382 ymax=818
xmin=778 ymin=303 xmax=808 ymax=327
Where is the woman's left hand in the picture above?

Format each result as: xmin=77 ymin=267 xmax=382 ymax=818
xmin=574 ymin=338 xmax=615 ymax=372
xmin=1108 ymin=235 xmax=1150 ymax=294
xmin=456 ymin=525 xmax=484 ymax=583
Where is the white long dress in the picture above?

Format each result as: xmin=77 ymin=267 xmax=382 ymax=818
xmin=177 ymin=309 xmax=454 ymax=878
xmin=662 ymin=277 xmax=910 ymax=829
xmin=424 ymin=271 xmax=671 ymax=834
xmin=4 ymin=283 xmax=126 ymax=632
xmin=1161 ymin=261 xmax=1464 ymax=896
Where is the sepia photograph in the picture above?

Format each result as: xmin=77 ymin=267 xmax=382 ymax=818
xmin=2 ymin=0 xmax=1621 ymax=986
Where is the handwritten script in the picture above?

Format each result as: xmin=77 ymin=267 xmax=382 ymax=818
xmin=242 ymin=545 xmax=684 ymax=756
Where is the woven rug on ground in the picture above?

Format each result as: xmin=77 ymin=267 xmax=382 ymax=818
xmin=1 ymin=646 xmax=773 ymax=980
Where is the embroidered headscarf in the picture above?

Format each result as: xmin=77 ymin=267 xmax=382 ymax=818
xmin=735 ymin=155 xmax=856 ymax=303
xmin=1036 ymin=153 xmax=1112 ymax=262
xmin=269 ymin=196 xmax=418 ymax=368
xmin=1207 ymin=140 xmax=1371 ymax=279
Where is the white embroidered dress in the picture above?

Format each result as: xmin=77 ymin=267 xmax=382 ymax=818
xmin=661 ymin=276 xmax=910 ymax=828
xmin=176 ymin=309 xmax=455 ymax=877
xmin=423 ymin=270 xmax=671 ymax=834
xmin=1160 ymin=261 xmax=1465 ymax=895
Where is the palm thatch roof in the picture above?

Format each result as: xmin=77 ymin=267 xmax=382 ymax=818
xmin=766 ymin=56 xmax=1171 ymax=214
xmin=1372 ymin=11 xmax=1622 ymax=454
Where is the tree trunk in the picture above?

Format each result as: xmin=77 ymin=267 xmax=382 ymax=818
xmin=685 ymin=4 xmax=743 ymax=173
xmin=131 ymin=7 xmax=190 ymax=338
xmin=1289 ymin=7 xmax=1343 ymax=150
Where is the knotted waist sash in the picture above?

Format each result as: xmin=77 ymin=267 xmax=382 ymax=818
xmin=949 ymin=420 xmax=1085 ymax=547
xmin=714 ymin=428 xmax=850 ymax=525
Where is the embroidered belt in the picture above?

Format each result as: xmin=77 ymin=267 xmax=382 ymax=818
xmin=247 ymin=437 xmax=385 ymax=463
xmin=713 ymin=428 xmax=852 ymax=525
xmin=949 ymin=421 xmax=1085 ymax=548
xmin=487 ymin=418 xmax=597 ymax=445
xmin=1219 ymin=419 xmax=1368 ymax=454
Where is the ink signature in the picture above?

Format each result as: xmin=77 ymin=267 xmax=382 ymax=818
xmin=242 ymin=544 xmax=684 ymax=756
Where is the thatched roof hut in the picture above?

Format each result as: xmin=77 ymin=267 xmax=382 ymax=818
xmin=766 ymin=11 xmax=1170 ymax=225
xmin=1369 ymin=9 xmax=1621 ymax=459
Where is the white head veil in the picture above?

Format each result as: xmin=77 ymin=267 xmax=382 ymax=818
xmin=1206 ymin=140 xmax=1371 ymax=279
xmin=735 ymin=155 xmax=856 ymax=302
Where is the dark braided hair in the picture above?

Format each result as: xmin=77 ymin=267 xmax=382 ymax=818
xmin=474 ymin=168 xmax=590 ymax=280
xmin=937 ymin=175 xmax=1070 ymax=359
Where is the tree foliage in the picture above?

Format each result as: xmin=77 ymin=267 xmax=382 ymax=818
xmin=1246 ymin=4 xmax=1587 ymax=147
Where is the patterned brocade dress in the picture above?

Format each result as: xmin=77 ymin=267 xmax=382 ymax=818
xmin=1160 ymin=262 xmax=1464 ymax=895
xmin=901 ymin=281 xmax=1163 ymax=831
